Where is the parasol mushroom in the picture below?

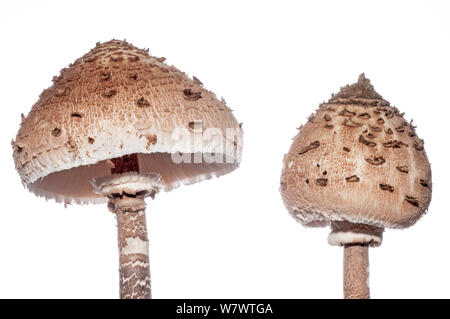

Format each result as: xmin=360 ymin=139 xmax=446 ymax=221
xmin=12 ymin=40 xmax=243 ymax=299
xmin=280 ymin=74 xmax=432 ymax=298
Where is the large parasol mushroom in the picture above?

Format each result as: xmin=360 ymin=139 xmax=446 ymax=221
xmin=12 ymin=40 xmax=243 ymax=299
xmin=280 ymin=74 xmax=432 ymax=298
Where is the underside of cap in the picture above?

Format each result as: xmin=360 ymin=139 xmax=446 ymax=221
xmin=27 ymin=153 xmax=239 ymax=204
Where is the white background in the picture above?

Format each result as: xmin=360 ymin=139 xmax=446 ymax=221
xmin=0 ymin=0 xmax=449 ymax=299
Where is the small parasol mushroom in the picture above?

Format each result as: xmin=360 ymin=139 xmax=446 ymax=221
xmin=12 ymin=40 xmax=243 ymax=299
xmin=280 ymin=74 xmax=432 ymax=298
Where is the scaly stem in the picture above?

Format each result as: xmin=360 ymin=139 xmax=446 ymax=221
xmin=93 ymin=154 xmax=160 ymax=299
xmin=110 ymin=153 xmax=150 ymax=299
xmin=343 ymin=244 xmax=370 ymax=299
xmin=113 ymin=194 xmax=151 ymax=299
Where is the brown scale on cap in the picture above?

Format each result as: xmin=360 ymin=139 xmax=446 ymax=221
xmin=12 ymin=40 xmax=243 ymax=204
xmin=280 ymin=74 xmax=432 ymax=234
xmin=365 ymin=156 xmax=385 ymax=166
xmin=343 ymin=118 xmax=362 ymax=128
xmin=358 ymin=112 xmax=371 ymax=119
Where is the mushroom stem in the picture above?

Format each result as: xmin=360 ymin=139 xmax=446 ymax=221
xmin=108 ymin=153 xmax=152 ymax=299
xmin=92 ymin=171 xmax=161 ymax=299
xmin=343 ymin=244 xmax=370 ymax=299
xmin=113 ymin=194 xmax=151 ymax=299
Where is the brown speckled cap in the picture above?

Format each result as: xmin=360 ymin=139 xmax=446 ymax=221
xmin=12 ymin=40 xmax=243 ymax=204
xmin=280 ymin=74 xmax=431 ymax=246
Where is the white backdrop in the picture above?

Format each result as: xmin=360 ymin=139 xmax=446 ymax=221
xmin=0 ymin=0 xmax=449 ymax=298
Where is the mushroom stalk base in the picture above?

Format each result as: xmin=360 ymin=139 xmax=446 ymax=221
xmin=113 ymin=194 xmax=151 ymax=299
xmin=343 ymin=244 xmax=370 ymax=299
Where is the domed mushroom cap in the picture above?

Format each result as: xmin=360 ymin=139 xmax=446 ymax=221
xmin=12 ymin=40 xmax=243 ymax=204
xmin=280 ymin=74 xmax=431 ymax=230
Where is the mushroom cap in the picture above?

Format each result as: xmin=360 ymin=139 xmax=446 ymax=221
xmin=280 ymin=74 xmax=432 ymax=229
xmin=12 ymin=40 xmax=243 ymax=204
